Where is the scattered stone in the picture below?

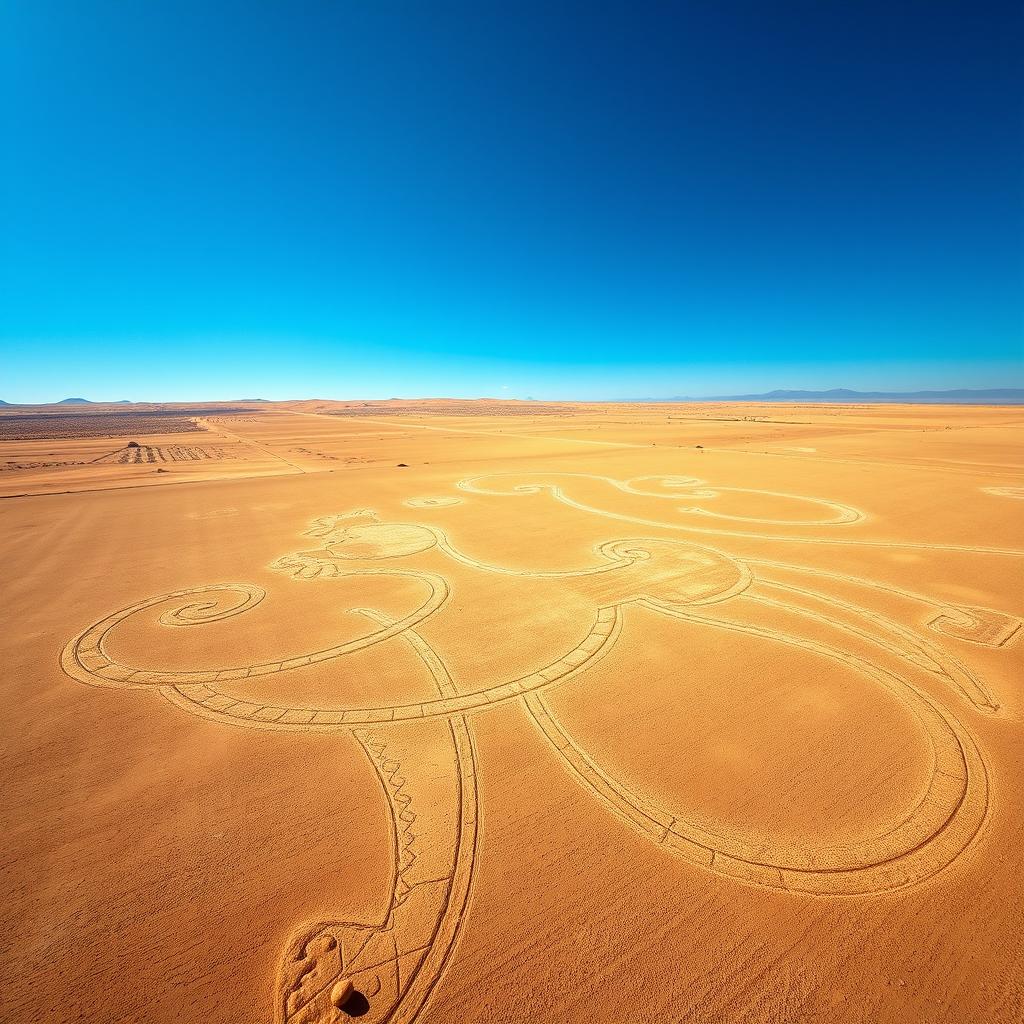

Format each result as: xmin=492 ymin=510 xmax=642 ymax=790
xmin=331 ymin=979 xmax=355 ymax=1009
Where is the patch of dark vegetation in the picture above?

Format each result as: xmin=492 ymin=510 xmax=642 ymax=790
xmin=0 ymin=405 xmax=260 ymax=441
xmin=0 ymin=409 xmax=234 ymax=440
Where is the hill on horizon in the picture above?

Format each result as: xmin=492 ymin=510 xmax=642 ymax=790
xmin=645 ymin=387 xmax=1024 ymax=405
xmin=1 ymin=389 xmax=1021 ymax=408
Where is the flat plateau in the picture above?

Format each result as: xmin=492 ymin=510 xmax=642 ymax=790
xmin=2 ymin=400 xmax=1022 ymax=1023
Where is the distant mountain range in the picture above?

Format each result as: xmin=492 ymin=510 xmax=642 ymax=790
xmin=643 ymin=388 xmax=1024 ymax=405
xmin=61 ymin=397 xmax=133 ymax=404
xmin=1 ymin=389 xmax=1021 ymax=407
xmin=0 ymin=398 xmax=133 ymax=406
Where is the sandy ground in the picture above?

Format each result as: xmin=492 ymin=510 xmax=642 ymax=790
xmin=2 ymin=400 xmax=1022 ymax=1023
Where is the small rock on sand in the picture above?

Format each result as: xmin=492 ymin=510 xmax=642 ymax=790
xmin=331 ymin=979 xmax=355 ymax=1009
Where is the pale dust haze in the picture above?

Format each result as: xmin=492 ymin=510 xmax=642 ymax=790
xmin=2 ymin=399 xmax=1022 ymax=1023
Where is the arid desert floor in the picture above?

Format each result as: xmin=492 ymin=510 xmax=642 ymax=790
xmin=2 ymin=399 xmax=1022 ymax=1024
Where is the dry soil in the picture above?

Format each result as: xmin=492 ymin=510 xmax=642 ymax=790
xmin=2 ymin=400 xmax=1022 ymax=1023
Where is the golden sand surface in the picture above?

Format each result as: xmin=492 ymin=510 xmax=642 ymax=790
xmin=2 ymin=400 xmax=1022 ymax=1023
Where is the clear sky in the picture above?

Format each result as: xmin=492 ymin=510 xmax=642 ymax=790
xmin=2 ymin=1 xmax=1021 ymax=402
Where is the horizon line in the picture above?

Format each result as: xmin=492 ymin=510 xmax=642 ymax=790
xmin=3 ymin=385 xmax=1024 ymax=407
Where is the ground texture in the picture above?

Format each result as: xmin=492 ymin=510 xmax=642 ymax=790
xmin=2 ymin=400 xmax=1022 ymax=1023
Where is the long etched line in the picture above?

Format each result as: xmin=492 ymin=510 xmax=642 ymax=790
xmin=161 ymin=607 xmax=625 ymax=728
xmin=61 ymin=570 xmax=450 ymax=689
xmin=458 ymin=473 xmax=1024 ymax=556
xmin=430 ymin=527 xmax=643 ymax=578
xmin=275 ymin=616 xmax=480 ymax=1024
xmin=528 ymin=601 xmax=988 ymax=895
xmin=458 ymin=471 xmax=863 ymax=527
xmin=390 ymin=716 xmax=478 ymax=1024
xmin=648 ymin=598 xmax=989 ymax=888
xmin=748 ymin=556 xmax=1022 ymax=651
xmin=751 ymin=577 xmax=999 ymax=712
xmin=366 ymin=613 xmax=479 ymax=1024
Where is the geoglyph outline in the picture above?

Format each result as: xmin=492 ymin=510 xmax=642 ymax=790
xmin=60 ymin=471 xmax=1020 ymax=1022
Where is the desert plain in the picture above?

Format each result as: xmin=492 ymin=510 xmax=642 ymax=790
xmin=1 ymin=398 xmax=1022 ymax=1024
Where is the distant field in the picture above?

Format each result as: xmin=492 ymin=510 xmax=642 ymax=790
xmin=0 ymin=407 xmax=253 ymax=440
xmin=324 ymin=402 xmax=576 ymax=417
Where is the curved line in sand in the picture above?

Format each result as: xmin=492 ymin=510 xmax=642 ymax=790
xmin=527 ymin=598 xmax=989 ymax=897
xmin=61 ymin=571 xmax=450 ymax=689
xmin=274 ymin=614 xmax=479 ymax=1024
xmin=458 ymin=472 xmax=1024 ymax=556
xmin=459 ymin=472 xmax=864 ymax=526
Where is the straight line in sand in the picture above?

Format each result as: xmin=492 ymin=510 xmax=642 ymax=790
xmin=286 ymin=411 xmax=1024 ymax=479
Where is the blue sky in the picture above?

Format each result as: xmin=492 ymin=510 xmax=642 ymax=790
xmin=2 ymin=1 xmax=1021 ymax=402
